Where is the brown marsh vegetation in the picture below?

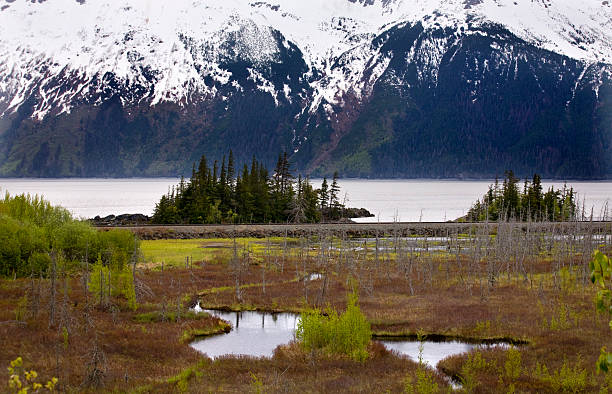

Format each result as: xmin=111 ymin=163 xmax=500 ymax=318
xmin=1 ymin=221 xmax=612 ymax=392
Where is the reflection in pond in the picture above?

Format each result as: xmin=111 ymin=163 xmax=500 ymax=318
xmin=191 ymin=308 xmax=510 ymax=371
xmin=190 ymin=309 xmax=299 ymax=359
xmin=380 ymin=340 xmax=507 ymax=368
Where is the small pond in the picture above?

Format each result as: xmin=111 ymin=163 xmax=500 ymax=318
xmin=190 ymin=309 xmax=299 ymax=359
xmin=379 ymin=339 xmax=504 ymax=368
xmin=190 ymin=308 xmax=509 ymax=370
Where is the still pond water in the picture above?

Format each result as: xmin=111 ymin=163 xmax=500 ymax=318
xmin=0 ymin=178 xmax=610 ymax=222
xmin=191 ymin=309 xmax=506 ymax=369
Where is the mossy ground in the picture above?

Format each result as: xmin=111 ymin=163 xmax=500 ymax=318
xmin=2 ymin=231 xmax=611 ymax=392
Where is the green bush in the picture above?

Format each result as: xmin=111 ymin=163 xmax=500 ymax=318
xmin=533 ymin=359 xmax=589 ymax=393
xmin=505 ymin=347 xmax=522 ymax=380
xmin=459 ymin=351 xmax=495 ymax=393
xmin=0 ymin=192 xmax=71 ymax=229
xmin=0 ymin=215 xmax=47 ymax=277
xmin=88 ymin=254 xmax=137 ymax=310
xmin=53 ymin=220 xmax=98 ymax=262
xmin=97 ymin=229 xmax=138 ymax=271
xmin=0 ymin=191 xmax=139 ymax=278
xmin=296 ymin=291 xmax=371 ymax=362
xmin=404 ymin=367 xmax=440 ymax=394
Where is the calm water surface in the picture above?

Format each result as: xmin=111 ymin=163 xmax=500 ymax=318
xmin=190 ymin=309 xmax=299 ymax=359
xmin=1 ymin=178 xmax=610 ymax=221
xmin=0 ymin=178 xmax=177 ymax=219
xmin=190 ymin=309 xmax=505 ymax=370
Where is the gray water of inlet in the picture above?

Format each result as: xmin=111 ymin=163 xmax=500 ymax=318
xmin=190 ymin=308 xmax=507 ymax=370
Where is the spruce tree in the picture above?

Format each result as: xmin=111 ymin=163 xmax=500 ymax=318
xmin=152 ymin=151 xmax=352 ymax=225
xmin=329 ymin=172 xmax=341 ymax=210
xmin=319 ymin=178 xmax=329 ymax=210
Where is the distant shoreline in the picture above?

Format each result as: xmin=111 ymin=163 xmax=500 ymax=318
xmin=3 ymin=177 xmax=612 ymax=181
xmin=96 ymin=221 xmax=612 ymax=240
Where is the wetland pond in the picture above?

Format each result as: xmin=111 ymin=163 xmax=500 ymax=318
xmin=190 ymin=308 xmax=508 ymax=370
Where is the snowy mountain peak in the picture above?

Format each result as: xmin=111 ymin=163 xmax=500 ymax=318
xmin=0 ymin=0 xmax=611 ymax=179
xmin=0 ymin=0 xmax=610 ymax=120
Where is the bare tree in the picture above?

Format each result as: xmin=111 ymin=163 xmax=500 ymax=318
xmin=82 ymin=335 xmax=107 ymax=389
xmin=48 ymin=251 xmax=57 ymax=328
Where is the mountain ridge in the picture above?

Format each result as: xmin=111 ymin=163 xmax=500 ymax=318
xmin=0 ymin=0 xmax=610 ymax=178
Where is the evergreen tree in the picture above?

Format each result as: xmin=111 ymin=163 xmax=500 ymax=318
xmin=303 ymin=177 xmax=321 ymax=223
xmin=466 ymin=171 xmax=577 ymax=222
xmin=151 ymin=151 xmax=352 ymax=225
xmin=319 ymin=178 xmax=329 ymax=209
xmin=329 ymin=172 xmax=340 ymax=209
xmin=501 ymin=170 xmax=520 ymax=219
xmin=328 ymin=172 xmax=342 ymax=219
xmin=227 ymin=150 xmax=235 ymax=187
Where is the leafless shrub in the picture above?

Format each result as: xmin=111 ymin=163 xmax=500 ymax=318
xmin=81 ymin=336 xmax=108 ymax=389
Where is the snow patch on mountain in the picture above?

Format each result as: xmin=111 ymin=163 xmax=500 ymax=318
xmin=0 ymin=0 xmax=610 ymax=120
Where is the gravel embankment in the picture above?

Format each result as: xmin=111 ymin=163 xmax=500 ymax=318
xmin=95 ymin=222 xmax=612 ymax=240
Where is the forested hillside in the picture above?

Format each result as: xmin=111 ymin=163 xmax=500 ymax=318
xmin=0 ymin=1 xmax=610 ymax=178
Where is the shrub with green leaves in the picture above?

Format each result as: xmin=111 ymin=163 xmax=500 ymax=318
xmin=404 ymin=367 xmax=440 ymax=394
xmin=532 ymin=359 xmax=588 ymax=392
xmin=590 ymin=250 xmax=612 ymax=373
xmin=0 ymin=191 xmax=139 ymax=278
xmin=296 ymin=291 xmax=371 ymax=362
xmin=460 ymin=351 xmax=489 ymax=392
xmin=88 ymin=254 xmax=137 ymax=310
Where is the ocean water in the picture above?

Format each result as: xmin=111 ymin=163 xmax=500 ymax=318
xmin=1 ymin=178 xmax=610 ymax=222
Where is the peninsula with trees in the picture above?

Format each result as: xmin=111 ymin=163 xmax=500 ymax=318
xmin=151 ymin=152 xmax=373 ymax=224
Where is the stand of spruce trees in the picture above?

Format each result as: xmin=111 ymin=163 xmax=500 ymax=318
xmin=466 ymin=171 xmax=578 ymax=222
xmin=152 ymin=152 xmax=347 ymax=224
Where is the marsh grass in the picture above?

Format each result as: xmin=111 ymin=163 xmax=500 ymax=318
xmin=141 ymin=239 xmax=225 ymax=268
xmin=2 ymin=222 xmax=612 ymax=392
xmin=154 ymin=341 xmax=443 ymax=393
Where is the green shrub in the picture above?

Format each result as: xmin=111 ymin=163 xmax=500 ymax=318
xmin=97 ymin=229 xmax=138 ymax=270
xmin=505 ymin=347 xmax=522 ymax=380
xmin=460 ymin=351 xmax=490 ymax=393
xmin=404 ymin=367 xmax=440 ymax=394
xmin=590 ymin=250 xmax=612 ymax=374
xmin=296 ymin=291 xmax=371 ymax=362
xmin=0 ymin=192 xmax=71 ymax=229
xmin=53 ymin=221 xmax=98 ymax=262
xmin=88 ymin=254 xmax=137 ymax=309
xmin=296 ymin=309 xmax=332 ymax=350
xmin=0 ymin=215 xmax=47 ymax=277
xmin=533 ymin=359 xmax=589 ymax=393
xmin=0 ymin=192 xmax=139 ymax=278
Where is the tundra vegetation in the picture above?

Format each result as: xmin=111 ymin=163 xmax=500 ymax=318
xmin=1 ymin=195 xmax=612 ymax=392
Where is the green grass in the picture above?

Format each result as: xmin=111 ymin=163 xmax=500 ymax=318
xmin=140 ymin=239 xmax=230 ymax=267
xmin=140 ymin=237 xmax=304 ymax=267
xmin=134 ymin=310 xmax=208 ymax=323
xmin=180 ymin=321 xmax=232 ymax=343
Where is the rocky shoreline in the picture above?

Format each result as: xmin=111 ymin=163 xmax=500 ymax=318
xmin=90 ymin=214 xmax=151 ymax=226
xmin=93 ymin=221 xmax=611 ymax=240
xmin=89 ymin=207 xmax=374 ymax=227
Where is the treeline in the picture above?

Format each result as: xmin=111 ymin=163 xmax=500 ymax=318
xmin=465 ymin=171 xmax=577 ymax=222
xmin=152 ymin=152 xmax=352 ymax=224
xmin=0 ymin=192 xmax=138 ymax=277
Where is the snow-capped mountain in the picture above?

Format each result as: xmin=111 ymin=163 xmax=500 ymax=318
xmin=0 ymin=0 xmax=611 ymax=178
